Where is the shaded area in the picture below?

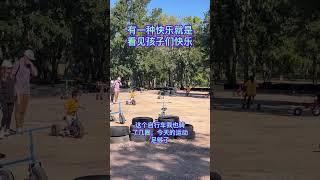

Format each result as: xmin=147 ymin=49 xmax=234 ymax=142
xmin=213 ymin=109 xmax=320 ymax=180
xmin=110 ymin=141 xmax=210 ymax=179
xmin=212 ymin=96 xmax=317 ymax=117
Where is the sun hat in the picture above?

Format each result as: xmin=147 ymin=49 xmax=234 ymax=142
xmin=1 ymin=60 xmax=13 ymax=68
xmin=24 ymin=49 xmax=36 ymax=60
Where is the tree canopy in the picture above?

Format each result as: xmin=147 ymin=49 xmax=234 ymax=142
xmin=0 ymin=0 xmax=109 ymax=83
xmin=110 ymin=0 xmax=210 ymax=88
xmin=211 ymin=0 xmax=320 ymax=85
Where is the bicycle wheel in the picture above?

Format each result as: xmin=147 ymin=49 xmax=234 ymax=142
xmin=29 ymin=164 xmax=48 ymax=180
xmin=0 ymin=169 xmax=14 ymax=180
xmin=119 ymin=113 xmax=126 ymax=124
xmin=70 ymin=120 xmax=85 ymax=138
xmin=312 ymin=106 xmax=320 ymax=116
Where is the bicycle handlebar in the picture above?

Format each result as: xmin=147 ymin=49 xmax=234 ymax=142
xmin=21 ymin=126 xmax=51 ymax=134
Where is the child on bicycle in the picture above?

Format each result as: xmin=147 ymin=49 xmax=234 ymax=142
xmin=64 ymin=91 xmax=81 ymax=130
xmin=130 ymin=89 xmax=135 ymax=100
xmin=126 ymin=89 xmax=136 ymax=105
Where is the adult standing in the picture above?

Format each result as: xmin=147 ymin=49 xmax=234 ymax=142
xmin=11 ymin=49 xmax=38 ymax=134
xmin=243 ymin=76 xmax=257 ymax=109
xmin=110 ymin=80 xmax=115 ymax=103
xmin=0 ymin=60 xmax=15 ymax=138
xmin=96 ymin=80 xmax=103 ymax=100
xmin=113 ymin=77 xmax=122 ymax=103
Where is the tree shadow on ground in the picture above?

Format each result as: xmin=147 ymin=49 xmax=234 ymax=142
xmin=212 ymin=97 xmax=317 ymax=117
xmin=110 ymin=140 xmax=210 ymax=179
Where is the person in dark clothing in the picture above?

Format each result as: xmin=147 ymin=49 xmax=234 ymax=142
xmin=0 ymin=60 xmax=15 ymax=138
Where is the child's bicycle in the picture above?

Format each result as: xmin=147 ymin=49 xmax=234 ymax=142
xmin=157 ymin=101 xmax=172 ymax=118
xmin=51 ymin=111 xmax=85 ymax=138
xmin=125 ymin=98 xmax=136 ymax=105
xmin=241 ymin=95 xmax=261 ymax=111
xmin=110 ymin=101 xmax=126 ymax=124
xmin=0 ymin=127 xmax=50 ymax=180
xmin=292 ymin=102 xmax=320 ymax=116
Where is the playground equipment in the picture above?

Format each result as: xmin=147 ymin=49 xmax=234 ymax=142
xmin=51 ymin=111 xmax=85 ymax=138
xmin=0 ymin=126 xmax=50 ymax=180
xmin=110 ymin=101 xmax=126 ymax=124
xmin=110 ymin=126 xmax=130 ymax=144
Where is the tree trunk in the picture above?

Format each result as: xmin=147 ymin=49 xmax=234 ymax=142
xmin=51 ymin=58 xmax=58 ymax=83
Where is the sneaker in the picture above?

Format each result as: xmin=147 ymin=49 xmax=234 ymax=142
xmin=9 ymin=129 xmax=16 ymax=135
xmin=4 ymin=129 xmax=10 ymax=136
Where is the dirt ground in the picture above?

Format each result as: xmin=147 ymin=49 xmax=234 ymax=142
xmin=110 ymin=90 xmax=210 ymax=179
xmin=212 ymin=89 xmax=320 ymax=180
xmin=0 ymin=92 xmax=108 ymax=180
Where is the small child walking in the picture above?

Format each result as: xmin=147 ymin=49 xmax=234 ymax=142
xmin=0 ymin=60 xmax=15 ymax=138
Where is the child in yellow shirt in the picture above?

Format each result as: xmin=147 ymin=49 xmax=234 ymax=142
xmin=64 ymin=91 xmax=80 ymax=126
xmin=186 ymin=85 xmax=192 ymax=96
xmin=243 ymin=76 xmax=257 ymax=109
xmin=130 ymin=90 xmax=135 ymax=100
xmin=126 ymin=89 xmax=136 ymax=105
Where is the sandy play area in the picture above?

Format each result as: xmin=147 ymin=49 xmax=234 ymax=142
xmin=0 ymin=90 xmax=108 ymax=180
xmin=110 ymin=90 xmax=210 ymax=179
xmin=212 ymin=89 xmax=320 ymax=180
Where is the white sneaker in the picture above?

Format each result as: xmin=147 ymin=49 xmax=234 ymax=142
xmin=4 ymin=129 xmax=10 ymax=136
xmin=0 ymin=129 xmax=5 ymax=139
